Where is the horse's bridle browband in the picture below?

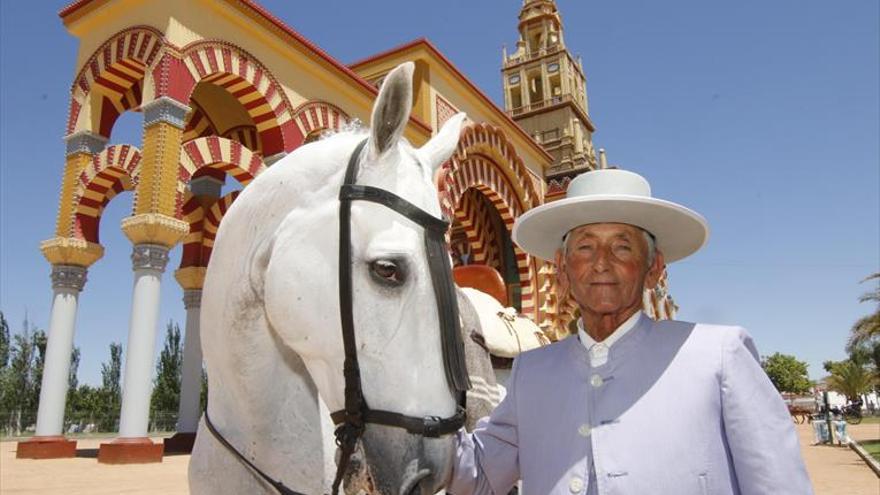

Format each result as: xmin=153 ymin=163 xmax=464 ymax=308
xmin=202 ymin=139 xmax=470 ymax=495
xmin=331 ymin=138 xmax=470 ymax=493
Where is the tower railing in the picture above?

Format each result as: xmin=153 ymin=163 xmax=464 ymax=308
xmin=503 ymin=44 xmax=562 ymax=67
xmin=506 ymin=93 xmax=579 ymax=116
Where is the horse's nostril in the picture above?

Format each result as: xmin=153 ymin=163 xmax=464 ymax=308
xmin=400 ymin=468 xmax=431 ymax=495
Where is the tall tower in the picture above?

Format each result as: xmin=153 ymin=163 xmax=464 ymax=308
xmin=502 ymin=0 xmax=597 ymax=182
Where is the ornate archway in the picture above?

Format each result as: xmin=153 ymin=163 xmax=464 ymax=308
xmin=179 ymin=41 xmax=298 ymax=156
xmin=73 ymin=144 xmax=142 ymax=243
xmin=66 ymin=26 xmax=165 ymax=137
xmin=177 ymin=136 xmax=266 ymax=217
xmin=201 ymin=191 xmax=240 ymax=264
xmin=292 ymin=100 xmax=351 ymax=143
xmin=438 ymin=123 xmax=544 ymax=319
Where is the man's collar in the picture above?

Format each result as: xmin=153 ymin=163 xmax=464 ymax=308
xmin=578 ymin=310 xmax=643 ymax=351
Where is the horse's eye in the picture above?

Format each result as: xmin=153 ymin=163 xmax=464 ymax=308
xmin=370 ymin=259 xmax=405 ymax=287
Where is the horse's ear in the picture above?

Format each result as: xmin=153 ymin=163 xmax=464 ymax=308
xmin=418 ymin=112 xmax=466 ymax=174
xmin=369 ymin=62 xmax=414 ymax=159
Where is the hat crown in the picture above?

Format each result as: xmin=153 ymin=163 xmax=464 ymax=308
xmin=568 ymin=169 xmax=651 ymax=199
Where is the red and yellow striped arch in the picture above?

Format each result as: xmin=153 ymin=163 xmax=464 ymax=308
xmin=178 ymin=192 xmax=206 ymax=268
xmin=67 ymin=26 xmax=165 ymax=136
xmin=292 ymin=100 xmax=351 ymax=142
xmin=455 ymin=189 xmax=506 ymax=271
xmin=438 ymin=123 xmax=544 ymax=320
xmin=177 ymin=136 xmax=266 ymax=217
xmin=73 ymin=144 xmax=142 ymax=243
xmin=180 ymin=41 xmax=298 ymax=156
xmin=201 ymin=191 xmax=239 ymax=265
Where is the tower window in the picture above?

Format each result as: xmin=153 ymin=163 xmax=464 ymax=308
xmin=528 ymin=72 xmax=544 ymax=103
xmin=510 ymin=86 xmax=523 ymax=110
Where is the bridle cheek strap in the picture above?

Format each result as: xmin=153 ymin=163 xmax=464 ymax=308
xmin=332 ymin=139 xmax=470 ymax=494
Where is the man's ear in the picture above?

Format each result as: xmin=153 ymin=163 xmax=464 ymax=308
xmin=644 ymin=249 xmax=666 ymax=290
xmin=555 ymin=249 xmax=570 ymax=303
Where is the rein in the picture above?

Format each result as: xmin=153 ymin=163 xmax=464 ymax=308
xmin=203 ymin=139 xmax=470 ymax=495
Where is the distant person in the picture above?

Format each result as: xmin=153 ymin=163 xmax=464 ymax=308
xmin=449 ymin=169 xmax=812 ymax=494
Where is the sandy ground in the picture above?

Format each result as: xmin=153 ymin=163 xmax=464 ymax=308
xmin=798 ymin=421 xmax=879 ymax=495
xmin=1 ymin=424 xmax=878 ymax=494
xmin=0 ymin=436 xmax=188 ymax=495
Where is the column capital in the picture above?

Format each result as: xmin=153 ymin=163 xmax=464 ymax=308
xmin=50 ymin=265 xmax=88 ymax=292
xmin=183 ymin=289 xmax=202 ymax=309
xmin=189 ymin=175 xmax=224 ymax=197
xmin=174 ymin=266 xmax=206 ymax=291
xmin=64 ymin=131 xmax=108 ymax=156
xmin=131 ymin=244 xmax=170 ymax=273
xmin=121 ymin=213 xmax=189 ymax=248
xmin=40 ymin=237 xmax=104 ymax=267
xmin=142 ymin=96 xmax=191 ymax=130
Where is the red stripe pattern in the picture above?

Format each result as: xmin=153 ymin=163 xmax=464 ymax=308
xmin=67 ymin=27 xmax=165 ymax=136
xmin=73 ymin=144 xmax=142 ymax=243
xmin=438 ymin=123 xmax=544 ymax=320
xmin=177 ymin=137 xmax=266 ymax=218
xmin=292 ymin=100 xmax=351 ymax=143
xmin=180 ymin=41 xmax=296 ymax=156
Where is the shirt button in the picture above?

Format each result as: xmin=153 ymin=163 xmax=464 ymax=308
xmin=578 ymin=424 xmax=592 ymax=437
xmin=569 ymin=476 xmax=584 ymax=493
xmin=590 ymin=374 xmax=604 ymax=387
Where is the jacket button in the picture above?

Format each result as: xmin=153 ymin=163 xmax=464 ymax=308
xmin=578 ymin=424 xmax=591 ymax=437
xmin=569 ymin=476 xmax=584 ymax=493
xmin=590 ymin=374 xmax=604 ymax=387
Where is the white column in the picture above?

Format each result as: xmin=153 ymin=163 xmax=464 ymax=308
xmin=34 ymin=265 xmax=87 ymax=437
xmin=175 ymin=289 xmax=203 ymax=433
xmin=118 ymin=244 xmax=169 ymax=438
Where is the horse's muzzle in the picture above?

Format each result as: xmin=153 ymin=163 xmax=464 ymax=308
xmin=359 ymin=424 xmax=455 ymax=495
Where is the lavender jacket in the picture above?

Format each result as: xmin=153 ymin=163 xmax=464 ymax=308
xmin=449 ymin=315 xmax=812 ymax=494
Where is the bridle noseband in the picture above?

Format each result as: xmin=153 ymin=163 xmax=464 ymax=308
xmin=204 ymin=139 xmax=470 ymax=495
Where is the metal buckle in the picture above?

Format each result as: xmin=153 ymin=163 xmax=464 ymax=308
xmin=422 ymin=416 xmax=443 ymax=437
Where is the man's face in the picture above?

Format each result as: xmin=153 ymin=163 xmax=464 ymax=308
xmin=555 ymin=223 xmax=664 ymax=319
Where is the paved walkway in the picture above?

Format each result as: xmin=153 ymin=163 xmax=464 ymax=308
xmin=1 ymin=424 xmax=878 ymax=494
xmin=799 ymin=421 xmax=879 ymax=495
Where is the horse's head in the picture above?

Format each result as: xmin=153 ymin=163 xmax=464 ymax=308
xmin=261 ymin=62 xmax=466 ymax=494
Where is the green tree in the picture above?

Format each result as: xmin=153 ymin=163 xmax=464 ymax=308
xmin=0 ymin=311 xmax=9 ymax=369
xmin=825 ymin=360 xmax=875 ymax=402
xmin=761 ymin=353 xmax=812 ymax=394
xmin=65 ymin=347 xmax=81 ymax=424
xmin=97 ymin=343 xmax=122 ymax=431
xmin=848 ymin=273 xmax=879 ymax=350
xmin=2 ymin=320 xmax=36 ymax=435
xmin=27 ymin=330 xmax=47 ymax=414
xmin=150 ymin=321 xmax=182 ymax=430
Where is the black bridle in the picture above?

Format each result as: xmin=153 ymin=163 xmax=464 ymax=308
xmin=330 ymin=138 xmax=470 ymax=493
xmin=204 ymin=139 xmax=470 ymax=495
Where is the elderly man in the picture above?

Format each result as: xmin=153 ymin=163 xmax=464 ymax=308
xmin=449 ymin=169 xmax=811 ymax=494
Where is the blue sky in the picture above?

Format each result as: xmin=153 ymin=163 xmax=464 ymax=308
xmin=1 ymin=0 xmax=877 ymax=386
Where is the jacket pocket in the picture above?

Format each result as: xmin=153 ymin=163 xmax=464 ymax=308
xmin=698 ymin=473 xmax=709 ymax=495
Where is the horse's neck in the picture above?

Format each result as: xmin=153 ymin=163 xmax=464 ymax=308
xmin=193 ymin=310 xmax=337 ymax=494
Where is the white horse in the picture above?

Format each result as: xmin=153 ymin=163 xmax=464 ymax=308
xmin=189 ymin=62 xmax=468 ymax=495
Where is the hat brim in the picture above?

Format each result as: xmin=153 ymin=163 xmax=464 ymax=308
xmin=512 ymin=195 xmax=709 ymax=262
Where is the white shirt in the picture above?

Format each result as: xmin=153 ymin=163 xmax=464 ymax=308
xmin=577 ymin=310 xmax=643 ymax=367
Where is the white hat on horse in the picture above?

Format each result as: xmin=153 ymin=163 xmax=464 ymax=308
xmin=512 ymin=168 xmax=709 ymax=262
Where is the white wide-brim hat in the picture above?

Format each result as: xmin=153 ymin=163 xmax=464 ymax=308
xmin=512 ymin=169 xmax=709 ymax=262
